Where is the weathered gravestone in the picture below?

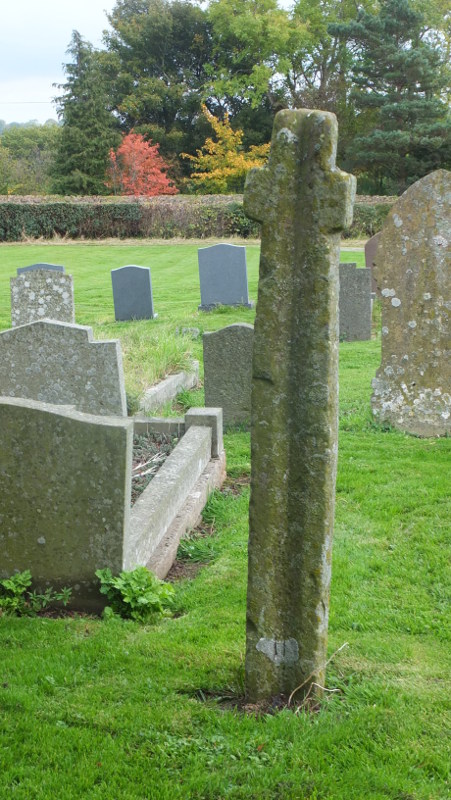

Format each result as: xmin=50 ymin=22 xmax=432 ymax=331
xmin=371 ymin=170 xmax=450 ymax=437
xmin=0 ymin=396 xmax=133 ymax=611
xmin=339 ymin=263 xmax=372 ymax=341
xmin=203 ymin=324 xmax=254 ymax=425
xmin=364 ymin=232 xmax=380 ymax=294
xmin=17 ymin=263 xmax=65 ymax=274
xmin=10 ymin=268 xmax=75 ymax=327
xmin=111 ymin=265 xmax=155 ymax=321
xmin=198 ymin=243 xmax=253 ymax=310
xmin=243 ymin=109 xmax=355 ymax=703
xmin=0 ymin=320 xmax=127 ymax=417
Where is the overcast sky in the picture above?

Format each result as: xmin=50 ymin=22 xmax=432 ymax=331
xmin=0 ymin=0 xmax=294 ymax=126
xmin=0 ymin=0 xmax=118 ymax=124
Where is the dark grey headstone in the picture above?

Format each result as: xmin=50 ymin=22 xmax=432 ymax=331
xmin=111 ymin=265 xmax=155 ymax=321
xmin=203 ymin=324 xmax=254 ymax=425
xmin=17 ymin=263 xmax=65 ymax=274
xmin=339 ymin=263 xmax=372 ymax=341
xmin=198 ymin=244 xmax=253 ymax=310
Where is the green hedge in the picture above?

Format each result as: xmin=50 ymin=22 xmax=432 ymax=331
xmin=0 ymin=195 xmax=395 ymax=242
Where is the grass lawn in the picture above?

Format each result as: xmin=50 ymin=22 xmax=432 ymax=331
xmin=0 ymin=241 xmax=449 ymax=800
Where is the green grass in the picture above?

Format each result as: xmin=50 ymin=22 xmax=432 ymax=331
xmin=0 ymin=241 xmax=364 ymax=401
xmin=0 ymin=242 xmax=449 ymax=800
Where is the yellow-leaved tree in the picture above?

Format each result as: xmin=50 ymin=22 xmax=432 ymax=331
xmin=183 ymin=106 xmax=270 ymax=194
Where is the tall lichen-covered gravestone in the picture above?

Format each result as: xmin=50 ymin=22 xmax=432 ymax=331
xmin=243 ymin=109 xmax=355 ymax=703
xmin=371 ymin=170 xmax=450 ymax=437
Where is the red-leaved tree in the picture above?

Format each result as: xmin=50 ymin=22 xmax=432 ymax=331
xmin=107 ymin=132 xmax=178 ymax=195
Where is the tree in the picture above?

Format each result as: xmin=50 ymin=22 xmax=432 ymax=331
xmin=183 ymin=106 xmax=270 ymax=193
xmin=52 ymin=31 xmax=120 ymax=195
xmin=330 ymin=0 xmax=451 ymax=193
xmin=107 ymin=131 xmax=178 ymax=195
xmin=103 ymin=0 xmax=214 ymax=177
xmin=0 ymin=122 xmax=60 ymax=194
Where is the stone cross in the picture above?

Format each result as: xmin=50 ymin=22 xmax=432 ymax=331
xmin=371 ymin=170 xmax=450 ymax=436
xmin=243 ymin=109 xmax=355 ymax=703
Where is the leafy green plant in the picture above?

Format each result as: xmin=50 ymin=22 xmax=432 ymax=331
xmin=95 ymin=566 xmax=175 ymax=623
xmin=0 ymin=570 xmax=72 ymax=616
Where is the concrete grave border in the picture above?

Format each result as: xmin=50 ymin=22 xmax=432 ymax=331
xmin=129 ymin=407 xmax=226 ymax=579
xmin=139 ymin=361 xmax=199 ymax=412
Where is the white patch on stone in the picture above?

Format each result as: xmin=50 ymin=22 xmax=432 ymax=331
xmin=277 ymin=128 xmax=298 ymax=145
xmin=381 ymin=288 xmax=396 ymax=297
xmin=391 ymin=297 xmax=401 ymax=307
xmin=256 ymin=637 xmax=299 ymax=666
xmin=433 ymin=235 xmax=448 ymax=247
xmin=393 ymin=214 xmax=403 ymax=228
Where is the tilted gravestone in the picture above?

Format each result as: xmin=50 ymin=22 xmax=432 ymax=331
xmin=10 ymin=268 xmax=75 ymax=327
xmin=243 ymin=109 xmax=355 ymax=703
xmin=17 ymin=263 xmax=65 ymax=274
xmin=0 ymin=320 xmax=127 ymax=417
xmin=364 ymin=232 xmax=380 ymax=294
xmin=371 ymin=170 xmax=450 ymax=437
xmin=203 ymin=323 xmax=254 ymax=425
xmin=111 ymin=265 xmax=155 ymax=321
xmin=0 ymin=396 xmax=133 ymax=611
xmin=339 ymin=263 xmax=372 ymax=341
xmin=198 ymin=243 xmax=253 ymax=310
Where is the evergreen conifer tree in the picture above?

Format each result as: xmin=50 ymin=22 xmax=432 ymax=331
xmin=330 ymin=0 xmax=451 ymax=193
xmin=52 ymin=32 xmax=120 ymax=195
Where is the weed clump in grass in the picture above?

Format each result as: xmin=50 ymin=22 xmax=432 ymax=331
xmin=95 ymin=566 xmax=175 ymax=623
xmin=0 ymin=570 xmax=72 ymax=616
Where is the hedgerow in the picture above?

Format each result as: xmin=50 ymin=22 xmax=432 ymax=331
xmin=0 ymin=195 xmax=395 ymax=241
